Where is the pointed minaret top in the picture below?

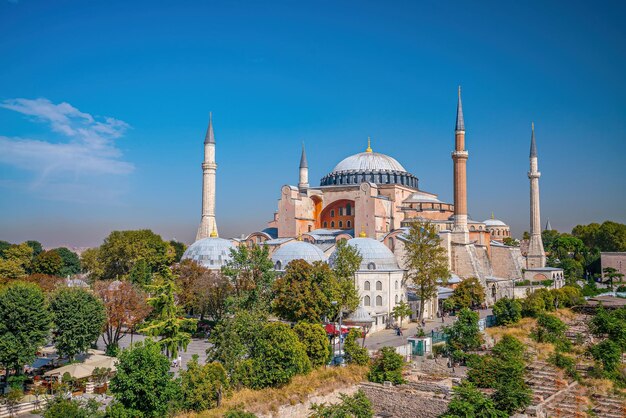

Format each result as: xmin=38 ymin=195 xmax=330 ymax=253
xmin=299 ymin=142 xmax=308 ymax=168
xmin=204 ymin=112 xmax=215 ymax=144
xmin=491 ymin=212 xmax=495 ymax=220
xmin=545 ymin=219 xmax=552 ymax=231
xmin=455 ymin=86 xmax=465 ymax=131
xmin=530 ymin=122 xmax=537 ymax=158
xmin=365 ymin=136 xmax=373 ymax=153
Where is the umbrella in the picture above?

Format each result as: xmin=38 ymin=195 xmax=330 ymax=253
xmin=44 ymin=363 xmax=96 ymax=380
xmin=85 ymin=356 xmax=117 ymax=372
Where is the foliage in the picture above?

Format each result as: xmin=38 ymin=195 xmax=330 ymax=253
xmin=180 ymin=355 xmax=228 ymax=411
xmin=222 ymin=244 xmax=275 ymax=312
xmin=502 ymin=237 xmax=520 ymax=247
xmin=548 ymin=352 xmax=579 ymax=380
xmin=223 ymin=410 xmax=258 ymax=418
xmin=0 ymin=281 xmax=51 ymax=374
xmin=391 ymin=300 xmax=412 ymax=328
xmin=128 ymin=258 xmax=152 ymax=287
xmin=0 ymin=243 xmax=33 ymax=279
xmin=531 ymin=313 xmax=567 ymax=344
xmin=32 ymin=250 xmax=64 ymax=276
xmin=589 ymin=306 xmax=626 ymax=352
xmin=53 ymin=247 xmax=82 ymax=277
xmin=309 ymin=389 xmax=373 ymax=418
xmin=441 ymin=381 xmax=507 ymax=418
xmin=25 ymin=240 xmax=43 ymax=257
xmin=402 ymin=221 xmax=450 ymax=320
xmin=367 ymin=346 xmax=405 ymax=384
xmin=492 ymin=297 xmax=522 ymax=325
xmin=50 ymin=287 xmax=106 ymax=359
xmin=140 ymin=268 xmax=197 ymax=358
xmin=445 ymin=308 xmax=483 ymax=355
xmin=173 ymin=259 xmax=231 ymax=321
xmin=44 ymin=397 xmax=104 ymax=418
xmin=94 ymin=280 xmax=151 ymax=355
xmin=330 ymin=239 xmax=362 ymax=314
xmin=293 ymin=322 xmax=332 ymax=368
xmin=247 ymin=322 xmax=311 ymax=389
xmin=80 ymin=247 xmax=104 ymax=280
xmin=169 ymin=240 xmax=186 ymax=263
xmin=603 ymin=266 xmax=624 ymax=290
xmin=448 ymin=277 xmax=485 ymax=310
xmin=572 ymin=221 xmax=626 ymax=253
xmin=590 ymin=340 xmax=622 ymax=374
xmin=110 ymin=339 xmax=181 ymax=417
xmin=344 ymin=328 xmax=369 ymax=366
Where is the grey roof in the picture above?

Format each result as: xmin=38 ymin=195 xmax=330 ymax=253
xmin=330 ymin=152 xmax=407 ymax=173
xmin=204 ymin=112 xmax=215 ymax=144
xmin=545 ymin=219 xmax=552 ymax=231
xmin=529 ymin=122 xmax=537 ymax=157
xmin=330 ymin=237 xmax=401 ymax=271
xmin=299 ymin=143 xmax=308 ymax=168
xmin=271 ymin=241 xmax=327 ymax=269
xmin=263 ymin=238 xmax=294 ymax=245
xmin=182 ymin=237 xmax=234 ymax=269
xmin=345 ymin=306 xmax=374 ymax=325
xmin=456 ymin=86 xmax=465 ymax=131
xmin=262 ymin=227 xmax=278 ymax=239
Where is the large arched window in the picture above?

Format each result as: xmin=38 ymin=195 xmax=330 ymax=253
xmin=346 ymin=203 xmax=351 ymax=215
xmin=376 ymin=281 xmax=382 ymax=291
xmin=376 ymin=296 xmax=383 ymax=306
xmin=364 ymin=296 xmax=371 ymax=306
xmin=367 ymin=262 xmax=376 ymax=270
xmin=364 ymin=281 xmax=370 ymax=290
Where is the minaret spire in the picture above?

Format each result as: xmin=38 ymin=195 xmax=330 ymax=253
xmin=455 ymin=86 xmax=465 ymax=132
xmin=298 ymin=142 xmax=309 ymax=191
xmin=196 ymin=113 xmax=219 ymax=240
xmin=526 ymin=122 xmax=546 ymax=268
xmin=529 ymin=122 xmax=537 ymax=157
xmin=452 ymin=86 xmax=469 ymax=243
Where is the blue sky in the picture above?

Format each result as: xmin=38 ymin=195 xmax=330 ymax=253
xmin=1 ymin=0 xmax=625 ymax=247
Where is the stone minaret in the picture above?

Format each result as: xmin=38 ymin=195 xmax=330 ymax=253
xmin=196 ymin=113 xmax=218 ymax=240
xmin=298 ymin=142 xmax=309 ymax=191
xmin=452 ymin=86 xmax=469 ymax=243
xmin=526 ymin=122 xmax=546 ymax=268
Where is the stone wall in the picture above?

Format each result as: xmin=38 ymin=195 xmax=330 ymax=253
xmin=257 ymin=385 xmax=359 ymax=418
xmin=360 ymin=382 xmax=450 ymax=418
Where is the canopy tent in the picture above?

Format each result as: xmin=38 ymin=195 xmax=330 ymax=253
xmin=44 ymin=363 xmax=97 ymax=380
xmin=85 ymin=356 xmax=117 ymax=372
xmin=324 ymin=323 xmax=349 ymax=336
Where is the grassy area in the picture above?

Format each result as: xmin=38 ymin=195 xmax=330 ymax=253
xmin=178 ymin=365 xmax=368 ymax=418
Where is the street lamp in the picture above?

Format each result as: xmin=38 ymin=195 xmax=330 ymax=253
xmin=331 ymin=301 xmax=343 ymax=358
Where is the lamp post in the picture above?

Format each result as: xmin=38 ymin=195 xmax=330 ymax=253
xmin=331 ymin=301 xmax=343 ymax=359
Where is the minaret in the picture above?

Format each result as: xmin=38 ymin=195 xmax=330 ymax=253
xmin=451 ymin=86 xmax=469 ymax=243
xmin=196 ymin=113 xmax=218 ymax=241
xmin=527 ymin=122 xmax=546 ymax=268
xmin=298 ymin=142 xmax=309 ymax=191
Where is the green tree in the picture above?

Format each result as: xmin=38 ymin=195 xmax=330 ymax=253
xmin=391 ymin=300 xmax=412 ymax=328
xmin=128 ymin=258 xmax=152 ymax=286
xmin=448 ymin=277 xmax=485 ymax=310
xmin=589 ymin=306 xmax=626 ymax=353
xmin=441 ymin=381 xmax=507 ymax=418
xmin=590 ymin=339 xmax=622 ymax=374
xmin=53 ymin=247 xmax=82 ymax=277
xmin=492 ymin=297 xmax=522 ymax=326
xmin=169 ymin=240 xmax=187 ymax=263
xmin=180 ymin=355 xmax=227 ymax=411
xmin=0 ymin=240 xmax=11 ymax=258
xmin=0 ymin=243 xmax=33 ymax=279
xmin=44 ymin=397 xmax=104 ymax=418
xmin=110 ymin=339 xmax=181 ymax=417
xmin=531 ymin=313 xmax=567 ymax=344
xmin=603 ymin=267 xmax=624 ymax=290
xmin=224 ymin=410 xmax=258 ymax=418
xmin=310 ymin=389 xmax=373 ymax=418
xmin=445 ymin=308 xmax=483 ymax=356
xmin=248 ymin=322 xmax=311 ymax=389
xmin=25 ymin=240 xmax=43 ymax=258
xmin=140 ymin=268 xmax=197 ymax=359
xmin=344 ymin=328 xmax=369 ymax=366
xmin=331 ymin=239 xmax=362 ymax=314
xmin=80 ymin=247 xmax=104 ymax=280
xmin=402 ymin=221 xmax=449 ymax=320
xmin=222 ymin=244 xmax=275 ymax=312
xmin=368 ymin=346 xmax=405 ymax=384
xmin=50 ymin=287 xmax=106 ymax=360
xmin=293 ymin=322 xmax=332 ymax=368
xmin=521 ymin=289 xmax=547 ymax=317
xmin=31 ymin=250 xmax=64 ymax=276
xmin=0 ymin=281 xmax=51 ymax=376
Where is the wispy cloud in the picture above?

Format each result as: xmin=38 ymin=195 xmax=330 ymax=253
xmin=0 ymin=98 xmax=134 ymax=201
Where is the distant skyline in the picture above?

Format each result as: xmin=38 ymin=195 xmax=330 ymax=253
xmin=1 ymin=0 xmax=625 ymax=247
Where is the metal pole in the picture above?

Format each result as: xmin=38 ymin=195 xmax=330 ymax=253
xmin=338 ymin=308 xmax=343 ymax=356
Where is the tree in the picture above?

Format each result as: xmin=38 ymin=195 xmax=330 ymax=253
xmin=0 ymin=281 xmax=51 ymax=376
xmin=403 ymin=221 xmax=449 ymax=320
xmin=0 ymin=240 xmax=11 ymax=258
xmin=248 ymin=322 xmax=311 ymax=389
xmin=310 ymin=389 xmax=373 ymax=418
xmin=140 ymin=268 xmax=197 ymax=359
xmin=502 ymin=237 xmax=520 ymax=247
xmin=603 ymin=267 xmax=624 ymax=290
xmin=448 ymin=277 xmax=485 ymax=310
xmin=94 ymin=280 xmax=151 ymax=356
xmin=492 ymin=297 xmax=522 ymax=326
xmin=590 ymin=339 xmax=622 ymax=374
xmin=441 ymin=381 xmax=507 ymax=418
xmin=24 ymin=273 xmax=64 ymax=293
xmin=391 ymin=300 xmax=412 ymax=328
xmin=50 ymin=287 xmax=106 ymax=360
xmin=128 ymin=258 xmax=152 ymax=286
xmin=272 ymin=260 xmax=340 ymax=323
xmin=52 ymin=247 xmax=81 ymax=277
xmin=110 ymin=339 xmax=181 ymax=417
xmin=0 ymin=243 xmax=33 ymax=279
xmin=344 ymin=328 xmax=369 ymax=366
xmin=445 ymin=308 xmax=483 ymax=358
xmin=80 ymin=248 xmax=104 ymax=281
xmin=222 ymin=244 xmax=275 ymax=312
xmin=331 ymin=239 xmax=362 ymax=314
xmin=169 ymin=240 xmax=187 ymax=263
xmin=293 ymin=322 xmax=332 ymax=368
xmin=25 ymin=240 xmax=43 ymax=257
xmin=589 ymin=306 xmax=626 ymax=353
xmin=31 ymin=250 xmax=63 ymax=276
xmin=180 ymin=355 xmax=227 ymax=411
xmin=98 ymin=230 xmax=174 ymax=281
xmin=44 ymin=397 xmax=104 ymax=418
xmin=531 ymin=313 xmax=567 ymax=344
xmin=368 ymin=346 xmax=405 ymax=384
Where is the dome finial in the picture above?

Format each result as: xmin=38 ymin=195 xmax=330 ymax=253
xmin=297 ymin=234 xmax=302 ymax=241
xmin=491 ymin=211 xmax=494 ymax=220
xmin=210 ymin=226 xmax=218 ymax=238
xmin=365 ymin=136 xmax=372 ymax=153
xmin=359 ymin=226 xmax=367 ymax=238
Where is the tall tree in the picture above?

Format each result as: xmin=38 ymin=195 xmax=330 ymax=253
xmin=180 ymin=355 xmax=228 ymax=411
xmin=392 ymin=300 xmax=413 ymax=328
xmin=402 ymin=221 xmax=450 ymax=320
xmin=94 ymin=281 xmax=151 ymax=355
xmin=140 ymin=268 xmax=197 ymax=359
xmin=25 ymin=240 xmax=43 ymax=258
xmin=602 ymin=267 xmax=624 ymax=290
xmin=293 ymin=322 xmax=332 ymax=368
xmin=50 ymin=287 xmax=106 ymax=360
xmin=31 ymin=250 xmax=64 ymax=277
xmin=0 ymin=243 xmax=33 ymax=280
xmin=445 ymin=308 xmax=483 ymax=358
xmin=222 ymin=244 xmax=275 ymax=311
xmin=52 ymin=248 xmax=81 ymax=277
xmin=448 ymin=277 xmax=485 ymax=310
xmin=0 ymin=281 xmax=51 ymax=376
xmin=331 ymin=239 xmax=362 ymax=314
xmin=80 ymin=248 xmax=104 ymax=281
xmin=169 ymin=240 xmax=187 ymax=263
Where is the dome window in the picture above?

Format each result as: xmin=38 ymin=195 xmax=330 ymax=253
xmin=330 ymin=210 xmax=335 ymax=218
xmin=367 ymin=262 xmax=376 ymax=270
xmin=275 ymin=261 xmax=282 ymax=270
xmin=376 ymin=280 xmax=382 ymax=290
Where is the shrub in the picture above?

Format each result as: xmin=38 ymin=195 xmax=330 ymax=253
xmin=344 ymin=328 xmax=370 ymax=366
xmin=531 ymin=313 xmax=566 ymax=344
xmin=180 ymin=355 xmax=228 ymax=411
xmin=310 ymin=389 xmax=373 ymax=418
xmin=224 ymin=410 xmax=258 ymax=418
xmin=492 ymin=297 xmax=522 ymax=325
xmin=368 ymin=346 xmax=405 ymax=384
xmin=445 ymin=308 xmax=483 ymax=356
xmin=293 ymin=322 xmax=332 ymax=368
xmin=548 ymin=352 xmax=579 ymax=380
xmin=441 ymin=381 xmax=507 ymax=418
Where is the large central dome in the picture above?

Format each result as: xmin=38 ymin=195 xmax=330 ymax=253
xmin=320 ymin=145 xmax=418 ymax=189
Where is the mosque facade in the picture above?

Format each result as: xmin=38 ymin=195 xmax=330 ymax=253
xmin=182 ymin=88 xmax=564 ymax=331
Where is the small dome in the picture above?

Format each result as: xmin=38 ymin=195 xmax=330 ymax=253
xmin=331 ymin=152 xmax=407 ymax=173
xmin=271 ymin=241 xmax=327 ymax=270
xmin=182 ymin=237 xmax=234 ymax=269
xmin=330 ymin=237 xmax=400 ymax=271
xmin=483 ymin=219 xmax=508 ymax=227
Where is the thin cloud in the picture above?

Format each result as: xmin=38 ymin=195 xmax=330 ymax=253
xmin=0 ymin=98 xmax=134 ymax=200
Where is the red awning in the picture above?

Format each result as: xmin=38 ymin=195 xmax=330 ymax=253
xmin=324 ymin=324 xmax=350 ymax=336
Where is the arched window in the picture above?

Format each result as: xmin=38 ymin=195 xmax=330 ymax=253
xmin=323 ymin=221 xmax=327 ymax=228
xmin=339 ymin=207 xmax=344 ymax=216
xmin=346 ymin=203 xmax=351 ymax=215
xmin=347 ymin=220 xmax=351 ymax=228
xmin=364 ymin=281 xmax=370 ymax=290
xmin=331 ymin=221 xmax=335 ymax=228
xmin=389 ymin=237 xmax=395 ymax=251
xmin=308 ymin=225 xmax=312 ymax=232
xmin=395 ymin=280 xmax=398 ymax=289
xmin=368 ymin=262 xmax=376 ymax=270
xmin=470 ymin=225 xmax=476 ymax=231
xmin=330 ymin=210 xmax=335 ymax=218
xmin=376 ymin=295 xmax=383 ymax=306
xmin=339 ymin=221 xmax=343 ymax=228
xmin=395 ymin=295 xmax=398 ymax=303
xmin=376 ymin=281 xmax=382 ymax=291
xmin=275 ymin=261 xmax=282 ymax=270
xmin=364 ymin=295 xmax=371 ymax=306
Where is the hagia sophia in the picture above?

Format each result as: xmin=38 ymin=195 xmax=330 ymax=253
xmin=182 ymin=89 xmax=564 ymax=333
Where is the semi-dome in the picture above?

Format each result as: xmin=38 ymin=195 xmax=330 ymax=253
xmin=483 ymin=218 xmax=508 ymax=227
xmin=271 ymin=241 xmax=327 ymax=270
xmin=182 ymin=237 xmax=234 ymax=269
xmin=330 ymin=237 xmax=400 ymax=271
xmin=320 ymin=144 xmax=418 ymax=188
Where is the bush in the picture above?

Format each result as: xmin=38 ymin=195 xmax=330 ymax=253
xmin=432 ymin=343 xmax=446 ymax=357
xmin=310 ymin=389 xmax=373 ymax=418
xmin=294 ymin=322 xmax=332 ymax=368
xmin=441 ymin=381 xmax=507 ymax=418
xmin=445 ymin=308 xmax=483 ymax=355
xmin=368 ymin=346 xmax=405 ymax=384
xmin=492 ymin=297 xmax=522 ymax=325
xmin=180 ymin=355 xmax=228 ymax=411
xmin=224 ymin=410 xmax=258 ymax=418
xmin=548 ymin=352 xmax=579 ymax=380
xmin=344 ymin=328 xmax=370 ymax=366
xmin=531 ymin=313 xmax=567 ymax=344
xmin=590 ymin=340 xmax=621 ymax=374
